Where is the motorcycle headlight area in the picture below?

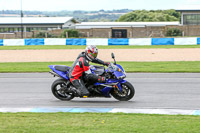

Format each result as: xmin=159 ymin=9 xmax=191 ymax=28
xmin=116 ymin=67 xmax=125 ymax=74
xmin=107 ymin=64 xmax=126 ymax=77
xmin=115 ymin=71 xmax=126 ymax=79
xmin=117 ymin=74 xmax=126 ymax=79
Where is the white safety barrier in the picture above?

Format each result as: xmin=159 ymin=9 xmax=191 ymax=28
xmin=3 ymin=39 xmax=24 ymax=46
xmin=0 ymin=108 xmax=200 ymax=115
xmin=0 ymin=37 xmax=200 ymax=46
xmin=174 ymin=37 xmax=197 ymax=45
xmin=86 ymin=38 xmax=108 ymax=46
xmin=129 ymin=38 xmax=152 ymax=46
xmin=44 ymin=38 xmax=66 ymax=45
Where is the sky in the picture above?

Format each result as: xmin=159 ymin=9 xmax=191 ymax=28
xmin=0 ymin=0 xmax=200 ymax=11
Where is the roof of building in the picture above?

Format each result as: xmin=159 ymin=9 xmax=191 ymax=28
xmin=176 ymin=9 xmax=200 ymax=12
xmin=76 ymin=22 xmax=180 ymax=29
xmin=176 ymin=6 xmax=200 ymax=12
xmin=0 ymin=17 xmax=75 ymax=25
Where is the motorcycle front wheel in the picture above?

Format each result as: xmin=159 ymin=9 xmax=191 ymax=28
xmin=111 ymin=81 xmax=135 ymax=101
xmin=51 ymin=78 xmax=74 ymax=101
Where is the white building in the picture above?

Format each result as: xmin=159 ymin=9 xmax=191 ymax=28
xmin=75 ymin=22 xmax=180 ymax=38
xmin=76 ymin=22 xmax=180 ymax=29
xmin=0 ymin=17 xmax=77 ymax=33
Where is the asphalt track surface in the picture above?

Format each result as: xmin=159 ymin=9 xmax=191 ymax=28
xmin=0 ymin=73 xmax=200 ymax=110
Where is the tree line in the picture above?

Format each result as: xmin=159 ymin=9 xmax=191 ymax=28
xmin=0 ymin=9 xmax=181 ymax=22
xmin=117 ymin=9 xmax=181 ymax=22
xmin=0 ymin=9 xmax=132 ymax=22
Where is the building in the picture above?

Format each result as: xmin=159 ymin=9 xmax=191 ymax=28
xmin=176 ymin=9 xmax=200 ymax=25
xmin=76 ymin=22 xmax=180 ymax=38
xmin=2 ymin=9 xmax=200 ymax=39
xmin=76 ymin=9 xmax=200 ymax=38
xmin=0 ymin=17 xmax=77 ymax=38
xmin=0 ymin=17 xmax=77 ymax=32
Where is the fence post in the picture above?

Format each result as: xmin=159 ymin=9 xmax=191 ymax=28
xmin=108 ymin=32 xmax=111 ymax=38
xmin=87 ymin=32 xmax=89 ymax=37
xmin=45 ymin=32 xmax=48 ymax=38
xmin=130 ymin=31 xmax=132 ymax=38
xmin=66 ymin=32 xmax=68 ymax=38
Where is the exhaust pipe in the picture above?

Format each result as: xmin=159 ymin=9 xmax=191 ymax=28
xmin=49 ymin=71 xmax=61 ymax=78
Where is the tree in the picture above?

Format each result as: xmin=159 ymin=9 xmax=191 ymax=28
xmin=35 ymin=32 xmax=54 ymax=38
xmin=116 ymin=10 xmax=180 ymax=22
xmin=61 ymin=29 xmax=79 ymax=38
xmin=166 ymin=28 xmax=182 ymax=36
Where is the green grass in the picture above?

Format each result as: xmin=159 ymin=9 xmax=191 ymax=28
xmin=1 ymin=45 xmax=200 ymax=50
xmin=0 ymin=61 xmax=200 ymax=73
xmin=0 ymin=113 xmax=200 ymax=133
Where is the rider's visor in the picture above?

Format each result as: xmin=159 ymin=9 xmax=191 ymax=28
xmin=90 ymin=52 xmax=97 ymax=58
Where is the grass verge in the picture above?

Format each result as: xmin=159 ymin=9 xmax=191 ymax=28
xmin=1 ymin=45 xmax=200 ymax=50
xmin=0 ymin=61 xmax=200 ymax=73
xmin=0 ymin=113 xmax=200 ymax=133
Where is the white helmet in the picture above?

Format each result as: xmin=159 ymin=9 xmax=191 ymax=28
xmin=85 ymin=45 xmax=98 ymax=61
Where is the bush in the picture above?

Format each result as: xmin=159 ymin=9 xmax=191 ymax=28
xmin=166 ymin=28 xmax=182 ymax=36
xmin=61 ymin=29 xmax=79 ymax=38
xmin=35 ymin=32 xmax=54 ymax=38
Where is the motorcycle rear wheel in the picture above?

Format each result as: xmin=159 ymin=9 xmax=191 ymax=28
xmin=51 ymin=78 xmax=74 ymax=101
xmin=111 ymin=81 xmax=135 ymax=101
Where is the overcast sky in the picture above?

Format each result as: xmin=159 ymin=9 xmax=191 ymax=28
xmin=0 ymin=0 xmax=200 ymax=11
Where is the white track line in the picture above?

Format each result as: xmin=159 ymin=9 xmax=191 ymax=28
xmin=0 ymin=108 xmax=200 ymax=115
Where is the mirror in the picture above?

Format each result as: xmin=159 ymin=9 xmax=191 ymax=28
xmin=111 ymin=53 xmax=115 ymax=59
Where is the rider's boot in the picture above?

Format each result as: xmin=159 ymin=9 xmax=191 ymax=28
xmin=72 ymin=79 xmax=90 ymax=97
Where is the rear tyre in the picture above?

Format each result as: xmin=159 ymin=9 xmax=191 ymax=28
xmin=51 ymin=78 xmax=74 ymax=101
xmin=111 ymin=81 xmax=135 ymax=101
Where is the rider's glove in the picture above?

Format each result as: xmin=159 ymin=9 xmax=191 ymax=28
xmin=104 ymin=62 xmax=110 ymax=66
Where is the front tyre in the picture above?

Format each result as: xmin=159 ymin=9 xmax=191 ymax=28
xmin=51 ymin=78 xmax=74 ymax=101
xmin=111 ymin=81 xmax=135 ymax=101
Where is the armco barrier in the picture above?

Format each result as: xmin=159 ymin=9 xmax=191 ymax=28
xmin=0 ymin=38 xmax=199 ymax=46
xmin=152 ymin=38 xmax=174 ymax=45
xmin=108 ymin=38 xmax=129 ymax=45
xmin=0 ymin=39 xmax=3 ymax=46
xmin=174 ymin=37 xmax=197 ymax=45
xmin=25 ymin=39 xmax=44 ymax=45
xmin=87 ymin=38 xmax=108 ymax=46
xmin=66 ymin=38 xmax=86 ymax=45
xmin=4 ymin=39 xmax=24 ymax=46
xmin=129 ymin=38 xmax=151 ymax=45
xmin=196 ymin=38 xmax=200 ymax=45
xmin=44 ymin=38 xmax=66 ymax=45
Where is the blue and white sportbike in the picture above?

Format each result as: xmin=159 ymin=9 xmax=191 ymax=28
xmin=49 ymin=53 xmax=135 ymax=101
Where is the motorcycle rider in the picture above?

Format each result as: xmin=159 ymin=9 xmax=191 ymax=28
xmin=69 ymin=45 xmax=110 ymax=96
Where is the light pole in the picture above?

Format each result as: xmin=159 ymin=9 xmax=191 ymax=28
xmin=20 ymin=0 xmax=23 ymax=38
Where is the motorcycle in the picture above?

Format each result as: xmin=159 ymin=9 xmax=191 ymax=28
xmin=49 ymin=53 xmax=135 ymax=101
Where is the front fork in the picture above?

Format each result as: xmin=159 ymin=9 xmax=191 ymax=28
xmin=101 ymin=79 xmax=127 ymax=97
xmin=115 ymin=83 xmax=123 ymax=92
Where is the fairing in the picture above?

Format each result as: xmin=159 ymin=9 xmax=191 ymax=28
xmin=49 ymin=65 xmax=70 ymax=80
